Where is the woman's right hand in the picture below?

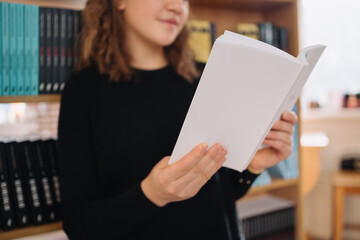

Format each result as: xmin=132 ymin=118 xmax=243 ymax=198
xmin=141 ymin=143 xmax=227 ymax=207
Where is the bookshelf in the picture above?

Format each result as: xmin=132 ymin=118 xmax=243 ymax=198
xmin=0 ymin=0 xmax=304 ymax=239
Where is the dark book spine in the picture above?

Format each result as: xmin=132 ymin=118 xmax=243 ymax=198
xmin=42 ymin=140 xmax=61 ymax=219
xmin=19 ymin=141 xmax=44 ymax=225
xmin=278 ymin=27 xmax=288 ymax=52
xmin=39 ymin=8 xmax=46 ymax=94
xmin=66 ymin=10 xmax=73 ymax=84
xmin=45 ymin=8 xmax=52 ymax=94
xmin=52 ymin=8 xmax=59 ymax=94
xmin=73 ymin=10 xmax=81 ymax=68
xmin=33 ymin=140 xmax=57 ymax=222
xmin=5 ymin=142 xmax=30 ymax=227
xmin=0 ymin=143 xmax=16 ymax=231
xmin=59 ymin=9 xmax=68 ymax=93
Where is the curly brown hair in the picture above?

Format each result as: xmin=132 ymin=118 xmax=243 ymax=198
xmin=76 ymin=0 xmax=199 ymax=83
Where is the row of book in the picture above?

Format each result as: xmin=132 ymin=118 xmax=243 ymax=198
xmin=0 ymin=2 xmax=81 ymax=96
xmin=237 ymin=195 xmax=295 ymax=240
xmin=187 ymin=20 xmax=288 ymax=64
xmin=0 ymin=139 xmax=61 ymax=231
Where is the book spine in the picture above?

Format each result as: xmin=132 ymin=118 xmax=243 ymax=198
xmin=46 ymin=140 xmax=61 ymax=209
xmin=31 ymin=5 xmax=39 ymax=95
xmin=9 ymin=3 xmax=17 ymax=96
xmin=278 ymin=27 xmax=288 ymax=51
xmin=33 ymin=140 xmax=57 ymax=222
xmin=5 ymin=142 xmax=30 ymax=227
xmin=2 ymin=3 xmax=10 ymax=96
xmin=59 ymin=9 xmax=67 ymax=93
xmin=73 ymin=10 xmax=81 ymax=68
xmin=0 ymin=3 xmax=2 ymax=96
xmin=19 ymin=141 xmax=44 ymax=225
xmin=66 ymin=10 xmax=73 ymax=85
xmin=0 ymin=143 xmax=16 ymax=231
xmin=45 ymin=8 xmax=52 ymax=94
xmin=39 ymin=8 xmax=46 ymax=94
xmin=52 ymin=8 xmax=59 ymax=94
xmin=24 ymin=5 xmax=32 ymax=95
xmin=16 ymin=4 xmax=25 ymax=96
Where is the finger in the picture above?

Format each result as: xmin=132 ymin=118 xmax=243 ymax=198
xmin=263 ymin=139 xmax=292 ymax=154
xmin=168 ymin=143 xmax=208 ymax=180
xmin=281 ymin=111 xmax=298 ymax=124
xmin=271 ymin=120 xmax=294 ymax=134
xmin=266 ymin=131 xmax=292 ymax=146
xmin=172 ymin=145 xmax=226 ymax=187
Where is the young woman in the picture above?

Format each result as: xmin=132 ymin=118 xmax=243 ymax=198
xmin=58 ymin=0 xmax=298 ymax=239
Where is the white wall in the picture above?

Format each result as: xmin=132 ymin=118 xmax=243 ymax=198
xmin=301 ymin=109 xmax=360 ymax=239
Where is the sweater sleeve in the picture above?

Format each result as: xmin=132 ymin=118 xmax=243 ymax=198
xmin=57 ymin=76 xmax=160 ymax=240
xmin=227 ymin=168 xmax=260 ymax=200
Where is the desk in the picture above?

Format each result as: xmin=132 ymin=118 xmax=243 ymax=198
xmin=332 ymin=171 xmax=360 ymax=240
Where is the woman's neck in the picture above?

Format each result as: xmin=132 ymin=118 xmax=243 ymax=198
xmin=126 ymin=34 xmax=168 ymax=70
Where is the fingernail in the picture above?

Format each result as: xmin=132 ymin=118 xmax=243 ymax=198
xmin=200 ymin=143 xmax=208 ymax=152
xmin=221 ymin=149 xmax=228 ymax=157
xmin=215 ymin=144 xmax=223 ymax=153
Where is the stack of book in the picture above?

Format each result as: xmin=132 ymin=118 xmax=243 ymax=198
xmin=0 ymin=139 xmax=61 ymax=231
xmin=237 ymin=195 xmax=295 ymax=240
xmin=0 ymin=2 xmax=81 ymax=97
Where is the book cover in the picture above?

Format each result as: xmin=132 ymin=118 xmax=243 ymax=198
xmin=5 ymin=142 xmax=30 ymax=227
xmin=0 ymin=3 xmax=2 ymax=96
xmin=51 ymin=8 xmax=60 ymax=94
xmin=187 ymin=20 xmax=214 ymax=63
xmin=169 ymin=31 xmax=325 ymax=173
xmin=66 ymin=9 xmax=73 ymax=92
xmin=236 ymin=23 xmax=260 ymax=40
xmin=43 ymin=139 xmax=61 ymax=217
xmin=1 ymin=2 xmax=10 ymax=96
xmin=16 ymin=4 xmax=25 ymax=96
xmin=45 ymin=7 xmax=53 ymax=94
xmin=73 ymin=10 xmax=81 ymax=68
xmin=24 ymin=5 xmax=32 ymax=95
xmin=19 ymin=141 xmax=44 ymax=225
xmin=31 ymin=5 xmax=39 ymax=96
xmin=9 ymin=3 xmax=17 ymax=96
xmin=0 ymin=142 xmax=16 ymax=231
xmin=59 ymin=9 xmax=68 ymax=94
xmin=32 ymin=140 xmax=57 ymax=222
xmin=39 ymin=7 xmax=46 ymax=94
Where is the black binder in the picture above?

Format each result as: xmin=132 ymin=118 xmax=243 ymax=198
xmin=32 ymin=140 xmax=58 ymax=222
xmin=19 ymin=141 xmax=44 ymax=225
xmin=0 ymin=143 xmax=16 ymax=231
xmin=5 ymin=142 xmax=30 ymax=228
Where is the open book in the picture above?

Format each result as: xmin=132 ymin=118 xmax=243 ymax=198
xmin=168 ymin=30 xmax=325 ymax=173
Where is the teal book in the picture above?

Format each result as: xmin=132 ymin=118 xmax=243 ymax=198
xmin=16 ymin=4 xmax=25 ymax=96
xmin=9 ymin=3 xmax=17 ymax=96
xmin=268 ymin=104 xmax=299 ymax=179
xmin=0 ymin=3 xmax=2 ymax=96
xmin=1 ymin=3 xmax=10 ymax=96
xmin=24 ymin=5 xmax=31 ymax=95
xmin=31 ymin=5 xmax=39 ymax=95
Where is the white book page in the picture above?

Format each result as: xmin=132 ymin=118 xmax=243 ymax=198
xmin=169 ymin=38 xmax=304 ymax=172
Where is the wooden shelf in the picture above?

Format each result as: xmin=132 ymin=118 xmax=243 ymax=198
xmin=191 ymin=0 xmax=294 ymax=11
xmin=0 ymin=95 xmax=61 ymax=104
xmin=249 ymin=178 xmax=299 ymax=195
xmin=0 ymin=222 xmax=62 ymax=240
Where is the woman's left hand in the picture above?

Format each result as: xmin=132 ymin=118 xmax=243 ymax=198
xmin=248 ymin=111 xmax=298 ymax=172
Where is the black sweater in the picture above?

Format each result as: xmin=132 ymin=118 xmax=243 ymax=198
xmin=58 ymin=65 xmax=259 ymax=240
